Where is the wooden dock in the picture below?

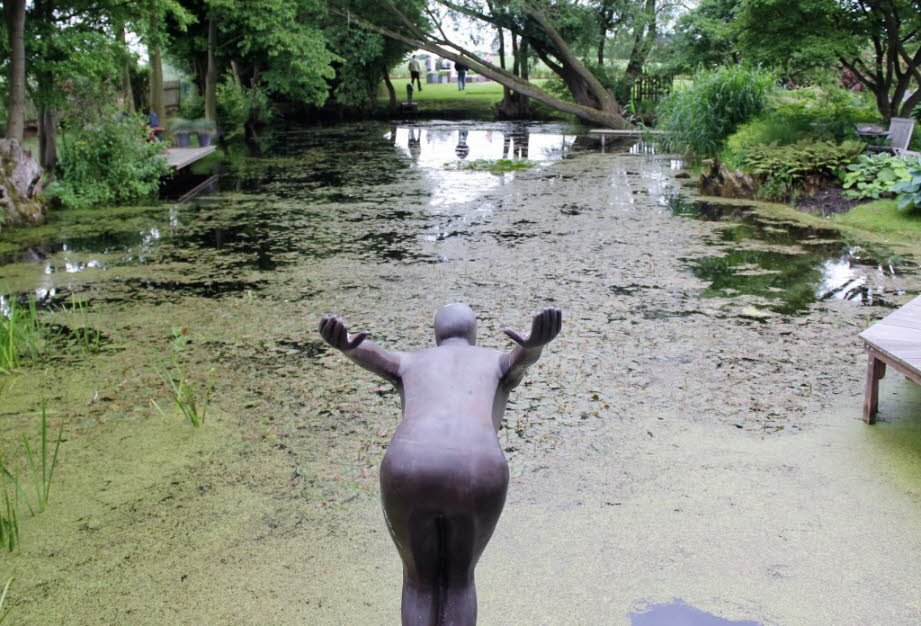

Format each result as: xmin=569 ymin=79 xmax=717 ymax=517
xmin=164 ymin=146 xmax=216 ymax=170
xmin=859 ymin=295 xmax=921 ymax=423
xmin=588 ymin=128 xmax=668 ymax=137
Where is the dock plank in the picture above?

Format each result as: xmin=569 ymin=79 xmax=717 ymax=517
xmin=165 ymin=146 xmax=216 ymax=170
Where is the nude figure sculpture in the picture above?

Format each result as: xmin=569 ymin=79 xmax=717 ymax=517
xmin=319 ymin=303 xmax=562 ymax=626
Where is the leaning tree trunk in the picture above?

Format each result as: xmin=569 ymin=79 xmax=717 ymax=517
xmin=382 ymin=69 xmax=397 ymax=113
xmin=623 ymin=0 xmax=656 ymax=93
xmin=4 ymin=0 xmax=27 ymax=141
xmin=204 ymin=17 xmax=218 ymax=122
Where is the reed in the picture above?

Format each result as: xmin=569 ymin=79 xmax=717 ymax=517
xmin=0 ymin=295 xmax=42 ymax=373
xmin=21 ymin=402 xmax=63 ymax=514
xmin=69 ymin=294 xmax=102 ymax=354
xmin=0 ymin=577 xmax=12 ymax=622
xmin=0 ymin=488 xmax=18 ymax=552
xmin=153 ymin=365 xmax=216 ymax=428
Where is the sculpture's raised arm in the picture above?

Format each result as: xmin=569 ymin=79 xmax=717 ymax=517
xmin=319 ymin=314 xmax=403 ymax=385
xmin=500 ymin=307 xmax=562 ymax=391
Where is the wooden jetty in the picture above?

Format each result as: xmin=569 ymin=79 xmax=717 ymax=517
xmin=859 ymin=294 xmax=921 ymax=423
xmin=164 ymin=146 xmax=216 ymax=170
xmin=588 ymin=128 xmax=668 ymax=137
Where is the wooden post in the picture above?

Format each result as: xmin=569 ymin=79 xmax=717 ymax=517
xmin=863 ymin=350 xmax=886 ymax=424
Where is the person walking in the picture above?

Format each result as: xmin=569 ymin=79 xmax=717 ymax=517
xmin=408 ymin=55 xmax=423 ymax=92
xmin=455 ymin=61 xmax=469 ymax=91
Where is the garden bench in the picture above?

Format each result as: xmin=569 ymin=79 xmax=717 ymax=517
xmin=859 ymin=295 xmax=921 ymax=423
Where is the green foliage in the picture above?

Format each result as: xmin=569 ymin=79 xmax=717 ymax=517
xmin=179 ymin=91 xmax=205 ymax=120
xmin=48 ymin=113 xmax=170 ymax=210
xmin=658 ymin=66 xmax=776 ymax=158
xmin=443 ymin=159 xmax=535 ymax=173
xmin=742 ymin=139 xmax=864 ymax=201
xmin=664 ymin=0 xmax=739 ymax=72
xmin=892 ymin=162 xmax=921 ymax=210
xmin=842 ymin=153 xmax=916 ymax=199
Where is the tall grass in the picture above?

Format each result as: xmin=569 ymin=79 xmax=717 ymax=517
xmin=657 ymin=66 xmax=776 ymax=159
xmin=0 ymin=402 xmax=63 ymax=517
xmin=153 ymin=365 xmax=215 ymax=428
xmin=0 ymin=295 xmax=42 ymax=374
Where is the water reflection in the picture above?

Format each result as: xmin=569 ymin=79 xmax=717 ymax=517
xmin=669 ymin=196 xmax=911 ymax=314
xmin=388 ymin=124 xmax=576 ymax=166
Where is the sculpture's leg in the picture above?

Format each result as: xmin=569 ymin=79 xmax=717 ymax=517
xmin=439 ymin=491 xmax=507 ymax=625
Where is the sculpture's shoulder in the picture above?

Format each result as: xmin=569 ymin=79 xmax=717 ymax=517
xmin=403 ymin=344 xmax=503 ymax=368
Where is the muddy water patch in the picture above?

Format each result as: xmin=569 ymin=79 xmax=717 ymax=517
xmin=670 ymin=196 xmax=913 ymax=314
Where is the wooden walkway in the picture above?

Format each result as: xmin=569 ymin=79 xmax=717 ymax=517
xmin=859 ymin=295 xmax=921 ymax=423
xmin=588 ymin=128 xmax=668 ymax=136
xmin=164 ymin=146 xmax=216 ymax=170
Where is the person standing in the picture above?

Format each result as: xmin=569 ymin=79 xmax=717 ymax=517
xmin=408 ymin=55 xmax=423 ymax=92
xmin=455 ymin=61 xmax=469 ymax=91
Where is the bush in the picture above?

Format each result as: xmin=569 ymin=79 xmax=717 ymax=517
xmin=892 ymin=161 xmax=921 ymax=210
xmin=769 ymin=85 xmax=879 ymax=142
xmin=743 ymin=139 xmax=864 ymax=201
xmin=216 ymin=78 xmax=271 ymax=138
xmin=841 ymin=153 xmax=916 ymax=199
xmin=657 ymin=66 xmax=776 ymax=158
xmin=720 ymin=85 xmax=881 ymax=168
xmin=47 ymin=113 xmax=170 ymax=210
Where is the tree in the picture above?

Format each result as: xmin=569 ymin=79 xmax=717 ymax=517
xmin=663 ymin=0 xmax=740 ymax=72
xmin=3 ymin=0 xmax=26 ymax=141
xmin=337 ymin=0 xmax=630 ymax=128
xmin=738 ymin=0 xmax=921 ymax=119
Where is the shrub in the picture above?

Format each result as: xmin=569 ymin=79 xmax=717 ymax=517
xmin=743 ymin=139 xmax=864 ymax=201
xmin=216 ymin=78 xmax=272 ymax=138
xmin=841 ymin=153 xmax=916 ymax=199
xmin=657 ymin=66 xmax=776 ymax=158
xmin=47 ymin=113 xmax=170 ymax=210
xmin=769 ymin=85 xmax=879 ymax=142
xmin=722 ymin=115 xmax=807 ymax=167
xmin=892 ymin=161 xmax=921 ymax=210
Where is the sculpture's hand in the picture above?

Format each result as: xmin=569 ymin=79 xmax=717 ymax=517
xmin=503 ymin=307 xmax=562 ymax=349
xmin=319 ymin=314 xmax=369 ymax=352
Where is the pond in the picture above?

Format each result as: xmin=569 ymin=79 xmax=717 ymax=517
xmin=0 ymin=120 xmax=918 ymax=625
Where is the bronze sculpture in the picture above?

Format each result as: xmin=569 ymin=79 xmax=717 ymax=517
xmin=319 ymin=303 xmax=562 ymax=625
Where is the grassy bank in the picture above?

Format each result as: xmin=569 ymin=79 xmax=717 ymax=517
xmin=377 ymin=78 xmax=565 ymax=121
xmin=831 ymin=200 xmax=921 ymax=244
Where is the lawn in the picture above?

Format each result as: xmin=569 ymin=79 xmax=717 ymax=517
xmin=378 ymin=78 xmax=563 ymax=120
xmin=833 ymin=199 xmax=921 ymax=244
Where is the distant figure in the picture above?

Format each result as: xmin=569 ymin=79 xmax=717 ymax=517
xmin=455 ymin=130 xmax=469 ymax=160
xmin=409 ymin=55 xmax=423 ymax=92
xmin=319 ymin=304 xmax=562 ymax=626
xmin=455 ymin=62 xmax=469 ymax=91
xmin=147 ymin=109 xmax=163 ymax=142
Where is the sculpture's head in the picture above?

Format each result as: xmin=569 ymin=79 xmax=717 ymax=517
xmin=434 ymin=303 xmax=477 ymax=346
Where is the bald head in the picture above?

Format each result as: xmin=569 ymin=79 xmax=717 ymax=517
xmin=434 ymin=303 xmax=477 ymax=346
